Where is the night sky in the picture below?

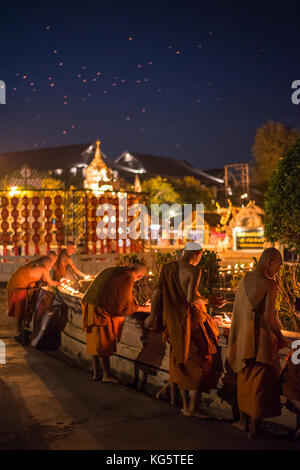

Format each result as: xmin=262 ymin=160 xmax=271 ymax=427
xmin=0 ymin=0 xmax=299 ymax=170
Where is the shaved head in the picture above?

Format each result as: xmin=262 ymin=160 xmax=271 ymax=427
xmin=182 ymin=242 xmax=203 ymax=265
xmin=128 ymin=262 xmax=147 ymax=281
xmin=257 ymin=247 xmax=282 ymax=277
xmin=128 ymin=262 xmax=147 ymax=273
xmin=258 ymin=248 xmax=282 ymax=266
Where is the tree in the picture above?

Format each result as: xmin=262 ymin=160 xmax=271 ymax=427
xmin=264 ymin=139 xmax=300 ymax=251
xmin=252 ymin=121 xmax=299 ymax=191
xmin=172 ymin=176 xmax=215 ymax=211
xmin=142 ymin=176 xmax=180 ymax=206
xmin=41 ymin=177 xmax=64 ymax=189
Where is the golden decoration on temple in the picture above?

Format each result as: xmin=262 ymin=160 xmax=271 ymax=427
xmin=84 ymin=140 xmax=113 ymax=191
xmin=134 ymin=174 xmax=142 ymax=193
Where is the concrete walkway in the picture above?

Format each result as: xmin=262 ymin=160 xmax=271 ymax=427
xmin=0 ymin=289 xmax=299 ymax=450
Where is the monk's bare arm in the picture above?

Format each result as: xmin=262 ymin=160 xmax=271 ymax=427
xmin=41 ymin=267 xmax=59 ymax=287
xmin=67 ymin=256 xmax=86 ymax=278
xmin=264 ymin=280 xmax=286 ymax=346
xmin=144 ymin=288 xmax=162 ymax=327
xmin=150 ymin=288 xmax=162 ymax=315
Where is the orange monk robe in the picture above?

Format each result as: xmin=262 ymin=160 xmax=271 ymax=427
xmin=6 ymin=265 xmax=42 ymax=321
xmin=158 ymin=261 xmax=221 ymax=392
xmin=227 ymin=277 xmax=282 ymax=420
xmin=82 ymin=267 xmax=138 ymax=357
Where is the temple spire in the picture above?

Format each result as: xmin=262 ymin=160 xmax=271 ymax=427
xmin=134 ymin=173 xmax=142 ymax=193
xmin=84 ymin=139 xmax=112 ymax=189
xmin=94 ymin=140 xmax=103 ymax=165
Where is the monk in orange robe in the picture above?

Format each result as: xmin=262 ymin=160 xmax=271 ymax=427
xmin=53 ymin=242 xmax=87 ymax=281
xmin=82 ymin=263 xmax=150 ymax=383
xmin=146 ymin=242 xmax=221 ymax=418
xmin=6 ymin=257 xmax=59 ymax=341
xmin=28 ymin=251 xmax=57 ymax=267
xmin=227 ymin=248 xmax=287 ymax=439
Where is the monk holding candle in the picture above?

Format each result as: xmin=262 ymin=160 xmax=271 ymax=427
xmin=82 ymin=263 xmax=150 ymax=383
xmin=145 ymin=242 xmax=221 ymax=418
xmin=7 ymin=257 xmax=59 ymax=341
xmin=53 ymin=242 xmax=87 ymax=281
xmin=227 ymin=247 xmax=287 ymax=439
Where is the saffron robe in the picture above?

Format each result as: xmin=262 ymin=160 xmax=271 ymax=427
xmin=158 ymin=261 xmax=221 ymax=392
xmin=82 ymin=267 xmax=138 ymax=357
xmin=6 ymin=265 xmax=41 ymax=321
xmin=227 ymin=277 xmax=282 ymax=419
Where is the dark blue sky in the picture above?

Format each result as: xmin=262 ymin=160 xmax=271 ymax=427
xmin=0 ymin=0 xmax=299 ymax=169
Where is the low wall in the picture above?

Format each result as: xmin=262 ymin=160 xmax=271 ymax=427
xmin=58 ymin=289 xmax=300 ymax=430
xmin=0 ymin=253 xmax=155 ymax=282
xmin=0 ymin=255 xmax=36 ymax=282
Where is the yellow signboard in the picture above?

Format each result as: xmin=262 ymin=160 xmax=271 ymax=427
xmin=234 ymin=227 xmax=264 ymax=250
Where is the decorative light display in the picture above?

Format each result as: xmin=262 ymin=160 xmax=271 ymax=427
xmin=98 ymin=196 xmax=105 ymax=254
xmin=21 ymin=196 xmax=30 ymax=255
xmin=11 ymin=196 xmax=20 ymax=255
xmin=32 ymin=196 xmax=41 ymax=255
xmin=44 ymin=196 xmax=52 ymax=253
xmin=90 ymin=196 xmax=98 ymax=254
xmin=54 ymin=195 xmax=64 ymax=249
xmin=1 ymin=196 xmax=10 ymax=256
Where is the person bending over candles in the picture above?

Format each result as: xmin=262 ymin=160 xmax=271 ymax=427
xmin=28 ymin=251 xmax=57 ymax=268
xmin=227 ymin=248 xmax=287 ymax=439
xmin=145 ymin=242 xmax=221 ymax=419
xmin=82 ymin=262 xmax=150 ymax=383
xmin=53 ymin=242 xmax=87 ymax=281
xmin=6 ymin=257 xmax=59 ymax=342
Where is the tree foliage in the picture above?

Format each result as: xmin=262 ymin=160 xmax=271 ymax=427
xmin=264 ymin=139 xmax=300 ymax=251
xmin=252 ymin=121 xmax=299 ymax=190
xmin=142 ymin=176 xmax=180 ymax=206
xmin=171 ymin=176 xmax=214 ymax=210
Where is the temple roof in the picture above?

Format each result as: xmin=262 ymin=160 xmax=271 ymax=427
xmin=0 ymin=144 xmax=224 ymax=185
xmin=115 ymin=151 xmax=224 ymax=184
xmin=0 ymin=143 xmax=115 ymax=171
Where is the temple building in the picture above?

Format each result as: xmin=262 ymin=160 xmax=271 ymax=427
xmin=83 ymin=140 xmax=113 ymax=191
xmin=0 ymin=142 xmax=225 ymax=192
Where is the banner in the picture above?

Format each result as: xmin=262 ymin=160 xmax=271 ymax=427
xmin=234 ymin=227 xmax=264 ymax=250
